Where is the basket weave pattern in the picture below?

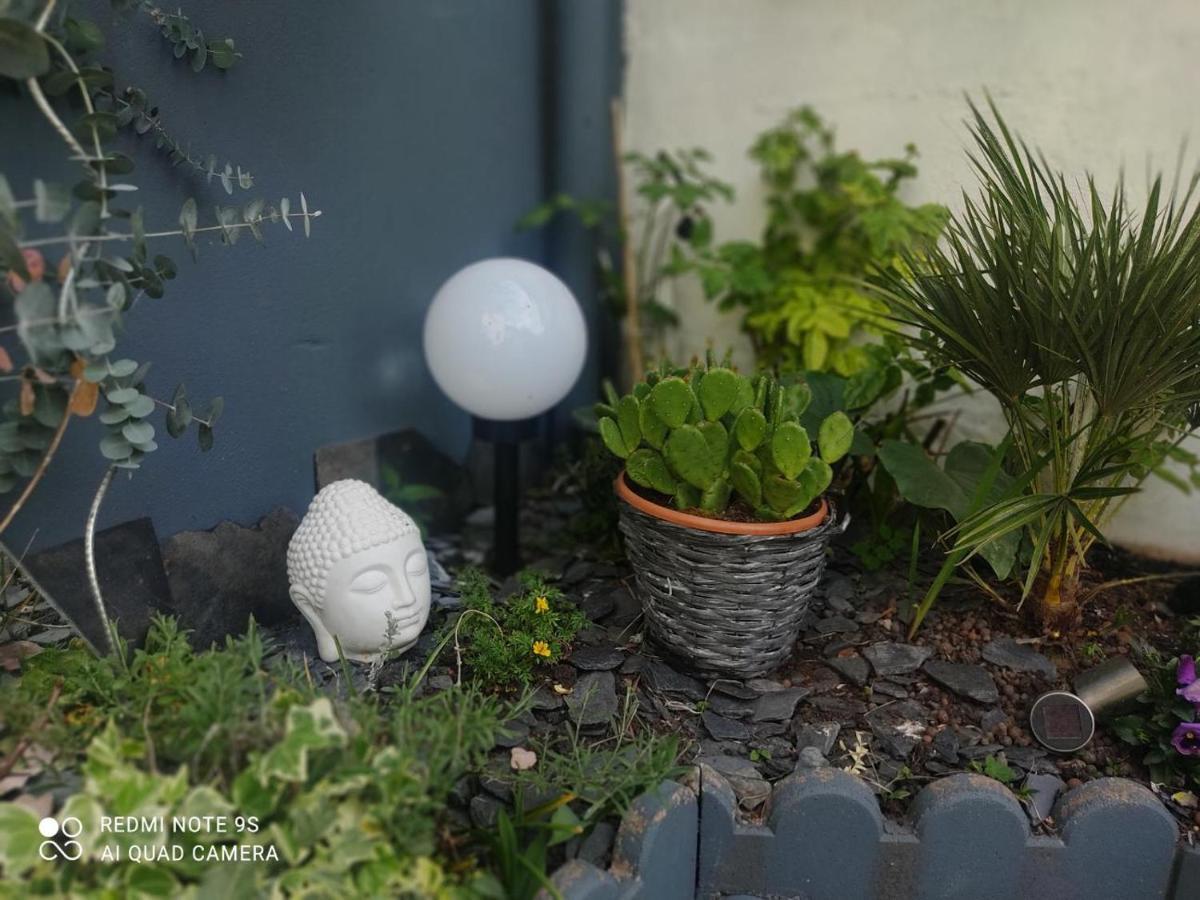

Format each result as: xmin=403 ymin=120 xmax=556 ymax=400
xmin=618 ymin=501 xmax=839 ymax=677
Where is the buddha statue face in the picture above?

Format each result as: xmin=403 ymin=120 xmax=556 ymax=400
xmin=287 ymin=479 xmax=432 ymax=663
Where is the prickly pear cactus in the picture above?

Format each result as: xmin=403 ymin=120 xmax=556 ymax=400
xmin=596 ymin=356 xmax=853 ymax=521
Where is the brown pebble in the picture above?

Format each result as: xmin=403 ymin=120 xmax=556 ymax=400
xmin=1067 ymin=778 xmax=1083 ymax=789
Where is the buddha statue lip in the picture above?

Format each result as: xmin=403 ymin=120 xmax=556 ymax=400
xmin=286 ymin=479 xmax=433 ymax=663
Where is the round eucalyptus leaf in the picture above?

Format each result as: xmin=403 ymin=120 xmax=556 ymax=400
xmin=109 ymin=358 xmax=139 ymax=377
xmin=122 ymin=420 xmax=154 ymax=444
xmin=106 ymin=386 xmax=139 ymax=404
xmin=99 ymin=433 xmax=132 ymax=460
xmin=123 ymin=394 xmax=155 ymax=418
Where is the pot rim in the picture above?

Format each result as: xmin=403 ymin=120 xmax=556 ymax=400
xmin=614 ymin=471 xmax=829 ymax=536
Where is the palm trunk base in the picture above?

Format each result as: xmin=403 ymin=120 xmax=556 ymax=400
xmin=1031 ymin=570 xmax=1081 ymax=635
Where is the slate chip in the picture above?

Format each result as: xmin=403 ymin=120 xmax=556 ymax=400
xmin=865 ymin=699 xmax=928 ymax=759
xmin=751 ymin=687 xmax=809 ymax=722
xmin=826 ymin=655 xmax=871 ymax=686
xmin=702 ymin=711 xmax=752 ymax=742
xmin=863 ymin=642 xmax=933 ymax=676
xmin=981 ymin=637 xmax=1057 ymax=680
xmin=566 ymin=671 xmax=618 ymax=726
xmin=569 ymin=645 xmax=625 ymax=671
xmin=794 ymin=722 xmax=840 ymax=756
xmin=645 ymin=659 xmax=706 ymax=700
xmin=814 ymin=614 xmax=859 ymax=635
xmin=923 ymin=660 xmax=1000 ymax=705
xmin=698 ymin=756 xmax=771 ymax=811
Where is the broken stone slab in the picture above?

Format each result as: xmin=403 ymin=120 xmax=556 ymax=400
xmin=569 ymin=645 xmax=625 ymax=671
xmin=751 ymin=687 xmax=809 ymax=722
xmin=566 ymin=670 xmax=618 ymax=726
xmin=645 ymin=658 xmax=706 ymax=700
xmin=702 ymin=712 xmax=752 ymax=742
xmin=863 ymin=641 xmax=933 ymax=676
xmin=814 ymin=614 xmax=859 ymax=635
xmin=14 ymin=517 xmax=173 ymax=652
xmin=826 ymin=655 xmax=871 ymax=686
xmin=161 ymin=507 xmax=300 ymax=650
xmin=981 ymin=636 xmax=1057 ymax=680
xmin=924 ymin=660 xmax=1000 ymax=705
xmin=794 ymin=722 xmax=841 ymax=756
xmin=698 ymin=756 xmax=771 ymax=811
xmin=866 ymin=699 xmax=929 ymax=759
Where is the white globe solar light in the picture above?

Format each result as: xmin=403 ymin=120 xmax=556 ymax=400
xmin=423 ymin=258 xmax=587 ymax=574
xmin=423 ymin=258 xmax=587 ymax=421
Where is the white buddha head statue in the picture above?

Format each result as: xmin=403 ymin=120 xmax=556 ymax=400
xmin=286 ymin=479 xmax=431 ymax=662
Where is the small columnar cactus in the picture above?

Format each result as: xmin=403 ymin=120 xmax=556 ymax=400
xmin=597 ymin=356 xmax=853 ymax=521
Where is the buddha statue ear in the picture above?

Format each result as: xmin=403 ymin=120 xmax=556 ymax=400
xmin=290 ymin=584 xmax=338 ymax=663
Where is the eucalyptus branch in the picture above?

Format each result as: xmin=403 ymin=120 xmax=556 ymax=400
xmin=17 ymin=210 xmax=322 ymax=249
xmin=152 ymin=396 xmax=212 ymax=428
xmin=97 ymin=86 xmax=253 ymax=193
xmin=0 ymin=386 xmax=74 ymax=535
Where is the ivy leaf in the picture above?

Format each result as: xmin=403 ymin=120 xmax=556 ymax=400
xmin=0 ymin=18 xmax=51 ymax=79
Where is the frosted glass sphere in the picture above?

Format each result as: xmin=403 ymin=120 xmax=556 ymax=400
xmin=423 ymin=258 xmax=587 ymax=421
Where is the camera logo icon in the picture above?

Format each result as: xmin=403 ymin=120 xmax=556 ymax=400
xmin=38 ymin=816 xmax=83 ymax=862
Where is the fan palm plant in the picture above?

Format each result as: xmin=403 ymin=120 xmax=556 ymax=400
xmin=872 ymin=98 xmax=1200 ymax=631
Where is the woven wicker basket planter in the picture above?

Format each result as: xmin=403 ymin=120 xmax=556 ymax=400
xmin=615 ymin=472 xmax=844 ymax=678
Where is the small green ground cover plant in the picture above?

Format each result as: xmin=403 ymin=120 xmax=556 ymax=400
xmin=0 ymin=617 xmax=518 ymax=896
xmin=597 ymin=353 xmax=853 ymax=521
xmin=448 ymin=567 xmax=586 ymax=686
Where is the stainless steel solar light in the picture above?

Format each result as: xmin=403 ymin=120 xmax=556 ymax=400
xmin=1030 ymin=656 xmax=1149 ymax=753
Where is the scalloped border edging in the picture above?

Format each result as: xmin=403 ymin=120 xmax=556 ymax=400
xmin=544 ymin=767 xmax=1200 ymax=899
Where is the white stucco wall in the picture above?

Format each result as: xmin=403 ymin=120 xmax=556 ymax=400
xmin=624 ymin=0 xmax=1200 ymax=562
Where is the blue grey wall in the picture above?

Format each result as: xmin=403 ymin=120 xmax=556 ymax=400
xmin=2 ymin=0 xmax=621 ymax=550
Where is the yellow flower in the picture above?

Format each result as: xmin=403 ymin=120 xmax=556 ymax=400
xmin=532 ymin=640 xmax=551 ymax=658
xmin=534 ymin=596 xmax=550 ymax=614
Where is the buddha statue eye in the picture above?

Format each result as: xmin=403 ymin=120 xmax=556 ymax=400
xmin=405 ymin=552 xmax=428 ymax=578
xmin=350 ymin=571 xmax=388 ymax=594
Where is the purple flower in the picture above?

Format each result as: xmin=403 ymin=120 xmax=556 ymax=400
xmin=1172 ymin=722 xmax=1200 ymax=757
xmin=1179 ymin=655 xmax=1197 ymax=686
xmin=1177 ymin=655 xmax=1200 ymax=707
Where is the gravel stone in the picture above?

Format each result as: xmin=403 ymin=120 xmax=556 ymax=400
xmin=566 ymin=671 xmax=618 ymax=726
xmin=826 ymin=655 xmax=871 ymax=686
xmin=981 ymin=637 xmax=1057 ymax=679
xmin=923 ymin=660 xmax=1000 ymax=704
xmin=794 ymin=722 xmax=840 ymax=756
xmin=569 ymin=645 xmax=625 ymax=671
xmin=864 ymin=642 xmax=933 ymax=676
xmin=751 ymin=687 xmax=810 ymax=722
xmin=703 ymin=712 xmax=752 ymax=742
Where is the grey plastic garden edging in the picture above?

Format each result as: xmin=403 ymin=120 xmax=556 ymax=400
xmin=544 ymin=767 xmax=1200 ymax=900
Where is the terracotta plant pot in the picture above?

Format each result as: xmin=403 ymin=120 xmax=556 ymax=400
xmin=613 ymin=472 xmax=844 ymax=677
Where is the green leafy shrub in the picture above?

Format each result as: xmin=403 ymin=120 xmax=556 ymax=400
xmin=596 ymin=353 xmax=853 ymax=521
xmin=683 ymin=106 xmax=947 ymax=376
xmin=0 ymin=617 xmax=517 ymax=897
xmin=2 ymin=616 xmax=312 ymax=786
xmin=872 ymin=98 xmax=1200 ymax=628
xmin=450 ymin=568 xmax=586 ymax=686
xmin=520 ymin=148 xmax=733 ymax=375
